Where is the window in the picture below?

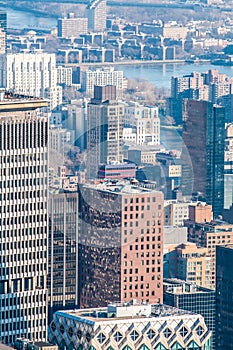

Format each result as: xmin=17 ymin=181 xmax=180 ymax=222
xmin=188 ymin=341 xmax=201 ymax=350
xmin=163 ymin=328 xmax=172 ymax=338
xmin=147 ymin=329 xmax=156 ymax=339
xmin=196 ymin=326 xmax=204 ymax=336
xmin=130 ymin=330 xmax=139 ymax=341
xmin=179 ymin=327 xmax=188 ymax=337
xmin=114 ymin=331 xmax=123 ymax=342
xmin=97 ymin=333 xmax=106 ymax=344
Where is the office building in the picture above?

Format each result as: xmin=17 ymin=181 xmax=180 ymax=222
xmin=216 ymin=245 xmax=233 ymax=350
xmin=0 ymin=28 xmax=6 ymax=55
xmin=164 ymin=279 xmax=216 ymax=349
xmin=164 ymin=200 xmax=189 ymax=226
xmin=48 ymin=192 xmax=79 ymax=320
xmin=0 ymin=52 xmax=62 ymax=111
xmin=57 ymin=13 xmax=88 ymax=38
xmin=49 ymin=127 xmax=75 ymax=155
xmin=0 ymin=11 xmax=7 ymax=33
xmin=86 ymin=0 xmax=106 ymax=32
xmin=0 ymin=92 xmax=48 ymax=343
xmin=87 ymin=85 xmax=124 ymax=178
xmin=65 ymin=102 xmax=87 ymax=152
xmin=0 ymin=11 xmax=7 ymax=52
xmin=156 ymin=151 xmax=182 ymax=199
xmin=82 ymin=67 xmax=125 ymax=94
xmin=182 ymin=100 xmax=225 ymax=217
xmin=49 ymin=301 xmax=212 ymax=350
xmin=98 ymin=163 xmax=136 ymax=179
xmin=78 ymin=179 xmax=164 ymax=308
xmin=224 ymin=123 xmax=233 ymax=210
xmin=165 ymin=243 xmax=211 ymax=289
xmin=57 ymin=66 xmax=73 ymax=86
xmin=189 ymin=202 xmax=213 ymax=223
xmin=186 ymin=220 xmax=233 ymax=289
xmin=123 ymin=102 xmax=160 ymax=145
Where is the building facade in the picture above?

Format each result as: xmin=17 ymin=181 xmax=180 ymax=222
xmin=216 ymin=245 xmax=233 ymax=349
xmin=186 ymin=220 xmax=233 ymax=289
xmin=86 ymin=0 xmax=106 ymax=32
xmin=82 ymin=67 xmax=125 ymax=94
xmin=87 ymin=85 xmax=124 ymax=178
xmin=49 ymin=302 xmax=212 ymax=350
xmin=0 ymin=52 xmax=62 ymax=111
xmin=123 ymin=102 xmax=160 ymax=146
xmin=48 ymin=192 xmax=79 ymax=320
xmin=78 ymin=180 xmax=164 ymax=308
xmin=0 ymin=93 xmax=48 ymax=344
xmin=164 ymin=279 xmax=216 ymax=349
xmin=57 ymin=13 xmax=88 ymax=38
xmin=182 ymin=100 xmax=225 ymax=217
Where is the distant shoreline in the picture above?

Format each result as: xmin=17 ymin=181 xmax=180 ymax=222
xmin=66 ymin=59 xmax=211 ymax=68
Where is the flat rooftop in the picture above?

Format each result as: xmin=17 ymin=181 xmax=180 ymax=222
xmin=55 ymin=302 xmax=196 ymax=325
xmin=0 ymin=91 xmax=48 ymax=111
xmin=163 ymin=278 xmax=215 ymax=294
xmin=84 ymin=179 xmax=158 ymax=194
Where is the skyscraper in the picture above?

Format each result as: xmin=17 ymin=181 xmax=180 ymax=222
xmin=182 ymin=99 xmax=225 ymax=216
xmin=87 ymin=85 xmax=124 ymax=178
xmin=86 ymin=0 xmax=106 ymax=32
xmin=48 ymin=192 xmax=79 ymax=320
xmin=216 ymin=245 xmax=233 ymax=349
xmin=0 ymin=92 xmax=48 ymax=344
xmin=78 ymin=179 xmax=164 ymax=308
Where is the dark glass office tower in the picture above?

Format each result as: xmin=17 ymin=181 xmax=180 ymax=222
xmin=216 ymin=245 xmax=233 ymax=349
xmin=182 ymin=100 xmax=225 ymax=217
xmin=48 ymin=192 xmax=79 ymax=320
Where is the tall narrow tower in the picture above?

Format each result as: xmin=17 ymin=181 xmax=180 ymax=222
xmin=87 ymin=85 xmax=124 ymax=178
xmin=182 ymin=99 xmax=225 ymax=217
xmin=0 ymin=92 xmax=48 ymax=344
xmin=86 ymin=0 xmax=106 ymax=32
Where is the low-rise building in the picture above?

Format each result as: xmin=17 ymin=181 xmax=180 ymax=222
xmin=163 ymin=279 xmax=216 ymax=349
xmin=49 ymin=301 xmax=212 ymax=350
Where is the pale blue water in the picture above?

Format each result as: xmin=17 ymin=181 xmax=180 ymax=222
xmin=119 ymin=63 xmax=233 ymax=91
xmin=6 ymin=7 xmax=57 ymax=29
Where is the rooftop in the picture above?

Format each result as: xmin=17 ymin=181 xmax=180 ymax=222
xmin=163 ymin=278 xmax=215 ymax=294
xmin=55 ymin=302 xmax=196 ymax=325
xmin=0 ymin=91 xmax=48 ymax=111
xmin=84 ymin=179 xmax=158 ymax=194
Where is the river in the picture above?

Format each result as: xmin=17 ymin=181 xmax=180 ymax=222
xmin=119 ymin=62 xmax=233 ymax=90
xmin=6 ymin=7 xmax=57 ymax=29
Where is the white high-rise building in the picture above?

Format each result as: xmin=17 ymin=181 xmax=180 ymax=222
xmin=82 ymin=67 xmax=125 ymax=94
xmin=123 ymin=102 xmax=160 ymax=145
xmin=0 ymin=92 xmax=48 ymax=344
xmin=0 ymin=52 xmax=62 ymax=111
xmin=57 ymin=13 xmax=88 ymax=37
xmin=86 ymin=0 xmax=106 ymax=32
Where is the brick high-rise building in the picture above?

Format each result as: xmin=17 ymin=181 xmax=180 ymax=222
xmin=0 ymin=92 xmax=48 ymax=343
xmin=182 ymin=100 xmax=225 ymax=217
xmin=78 ymin=180 xmax=164 ymax=308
